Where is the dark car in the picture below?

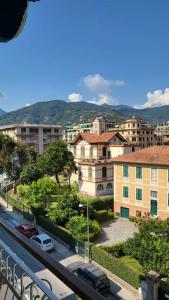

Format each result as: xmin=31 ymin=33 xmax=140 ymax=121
xmin=67 ymin=261 xmax=110 ymax=294
xmin=15 ymin=224 xmax=39 ymax=238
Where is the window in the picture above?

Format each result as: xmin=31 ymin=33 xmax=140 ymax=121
xmin=102 ymin=147 xmax=106 ymax=157
xmin=108 ymin=150 xmax=111 ymax=159
xmin=97 ymin=184 xmax=104 ymax=191
xmin=74 ymin=146 xmax=76 ymax=156
xmin=136 ymin=210 xmax=141 ymax=217
xmin=106 ymin=183 xmax=112 ymax=190
xmin=88 ymin=166 xmax=92 ymax=179
xmin=151 ymin=168 xmax=157 ymax=181
xmin=78 ymin=167 xmax=82 ymax=180
xmin=151 ymin=191 xmax=158 ymax=199
xmin=81 ymin=146 xmax=85 ymax=157
xmin=102 ymin=166 xmax=107 ymax=178
xmin=21 ymin=128 xmax=26 ymax=133
xmin=136 ymin=166 xmax=142 ymax=179
xmin=123 ymin=165 xmax=129 ymax=177
xmin=123 ymin=186 xmax=129 ymax=198
xmin=168 ymin=193 xmax=169 ymax=207
xmin=136 ymin=188 xmax=142 ymax=201
xmin=90 ymin=146 xmax=93 ymax=157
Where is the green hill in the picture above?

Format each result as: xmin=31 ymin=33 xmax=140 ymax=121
xmin=0 ymin=100 xmax=123 ymax=125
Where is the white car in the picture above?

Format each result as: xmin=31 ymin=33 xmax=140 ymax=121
xmin=31 ymin=233 xmax=54 ymax=252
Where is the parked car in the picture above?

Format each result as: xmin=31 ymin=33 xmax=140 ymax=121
xmin=15 ymin=224 xmax=39 ymax=238
xmin=67 ymin=261 xmax=110 ymax=294
xmin=31 ymin=233 xmax=54 ymax=252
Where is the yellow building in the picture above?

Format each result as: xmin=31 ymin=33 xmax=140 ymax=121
xmin=112 ymin=115 xmax=157 ymax=148
xmin=113 ymin=146 xmax=169 ymax=220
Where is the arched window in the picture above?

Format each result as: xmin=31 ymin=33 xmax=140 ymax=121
xmin=97 ymin=184 xmax=104 ymax=191
xmin=106 ymin=183 xmax=113 ymax=190
xmin=102 ymin=166 xmax=107 ymax=178
xmin=81 ymin=146 xmax=85 ymax=157
xmin=90 ymin=146 xmax=93 ymax=157
xmin=102 ymin=147 xmax=106 ymax=157
xmin=88 ymin=166 xmax=92 ymax=179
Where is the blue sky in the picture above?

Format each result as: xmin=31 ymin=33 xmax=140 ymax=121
xmin=1 ymin=0 xmax=169 ymax=112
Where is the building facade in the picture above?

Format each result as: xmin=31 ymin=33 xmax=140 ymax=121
xmin=0 ymin=124 xmax=63 ymax=154
xmin=155 ymin=121 xmax=169 ymax=145
xmin=112 ymin=116 xmax=157 ymax=148
xmin=113 ymin=146 xmax=169 ymax=220
xmin=69 ymin=130 xmax=139 ymax=196
xmin=64 ymin=117 xmax=115 ymax=142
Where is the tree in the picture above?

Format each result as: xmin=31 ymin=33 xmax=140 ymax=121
xmin=20 ymin=163 xmax=43 ymax=185
xmin=46 ymin=192 xmax=80 ymax=225
xmin=0 ymin=135 xmax=30 ymax=193
xmin=66 ymin=215 xmax=100 ymax=241
xmin=123 ymin=219 xmax=169 ymax=277
xmin=64 ymin=151 xmax=77 ymax=187
xmin=38 ymin=140 xmax=75 ymax=187
xmin=19 ymin=177 xmax=58 ymax=209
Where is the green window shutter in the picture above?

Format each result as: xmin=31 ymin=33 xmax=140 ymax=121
xmin=168 ymin=194 xmax=169 ymax=206
xmin=123 ymin=186 xmax=129 ymax=198
xmin=168 ymin=169 xmax=169 ymax=182
xmin=123 ymin=165 xmax=128 ymax=177
xmin=136 ymin=166 xmax=142 ymax=179
xmin=136 ymin=188 xmax=142 ymax=200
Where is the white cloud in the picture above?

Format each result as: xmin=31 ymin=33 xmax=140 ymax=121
xmin=68 ymin=93 xmax=83 ymax=102
xmin=68 ymin=74 xmax=125 ymax=106
xmin=25 ymin=103 xmax=31 ymax=107
xmin=134 ymin=88 xmax=169 ymax=109
xmin=88 ymin=94 xmax=118 ymax=105
xmin=83 ymin=74 xmax=125 ymax=95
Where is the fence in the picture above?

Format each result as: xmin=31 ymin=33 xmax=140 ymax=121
xmin=0 ymin=189 xmax=34 ymax=222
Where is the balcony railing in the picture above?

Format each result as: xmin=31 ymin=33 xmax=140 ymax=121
xmin=0 ymin=219 xmax=105 ymax=300
xmin=0 ymin=239 xmax=59 ymax=300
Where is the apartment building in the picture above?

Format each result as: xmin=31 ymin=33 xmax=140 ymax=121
xmin=113 ymin=146 xmax=169 ymax=220
xmin=112 ymin=116 xmax=157 ymax=148
xmin=64 ymin=117 xmax=115 ymax=141
xmin=155 ymin=121 xmax=169 ymax=145
xmin=69 ymin=119 xmax=139 ymax=196
xmin=0 ymin=123 xmax=63 ymax=154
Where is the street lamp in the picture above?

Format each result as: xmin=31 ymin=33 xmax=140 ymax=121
xmin=79 ymin=192 xmax=90 ymax=263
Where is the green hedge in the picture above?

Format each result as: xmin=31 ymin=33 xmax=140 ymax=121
xmin=37 ymin=215 xmax=76 ymax=247
xmin=94 ymin=210 xmax=114 ymax=223
xmin=101 ymin=242 xmax=125 ymax=257
xmin=81 ymin=196 xmax=113 ymax=211
xmin=91 ymin=246 xmax=141 ymax=289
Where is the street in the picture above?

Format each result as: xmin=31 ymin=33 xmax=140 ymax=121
xmin=0 ymin=204 xmax=136 ymax=300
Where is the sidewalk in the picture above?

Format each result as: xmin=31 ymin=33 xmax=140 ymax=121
xmin=0 ymin=197 xmax=140 ymax=300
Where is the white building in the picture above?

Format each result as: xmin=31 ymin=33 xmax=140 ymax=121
xmin=69 ymin=118 xmax=139 ymax=196
xmin=0 ymin=124 xmax=63 ymax=154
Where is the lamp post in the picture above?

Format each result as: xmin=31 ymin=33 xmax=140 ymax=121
xmin=79 ymin=192 xmax=90 ymax=262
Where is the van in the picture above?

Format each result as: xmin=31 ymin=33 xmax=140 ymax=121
xmin=67 ymin=261 xmax=110 ymax=293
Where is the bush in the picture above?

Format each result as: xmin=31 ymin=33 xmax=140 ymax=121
xmin=80 ymin=196 xmax=113 ymax=211
xmin=37 ymin=215 xmax=76 ymax=246
xmin=91 ymin=246 xmax=141 ymax=288
xmin=101 ymin=243 xmax=125 ymax=258
xmin=66 ymin=215 xmax=100 ymax=241
xmin=94 ymin=210 xmax=114 ymax=223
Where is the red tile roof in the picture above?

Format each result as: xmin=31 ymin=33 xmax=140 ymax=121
xmin=69 ymin=132 xmax=126 ymax=145
xmin=112 ymin=146 xmax=169 ymax=166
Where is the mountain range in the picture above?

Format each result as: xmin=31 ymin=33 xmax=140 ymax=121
xmin=0 ymin=100 xmax=169 ymax=125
